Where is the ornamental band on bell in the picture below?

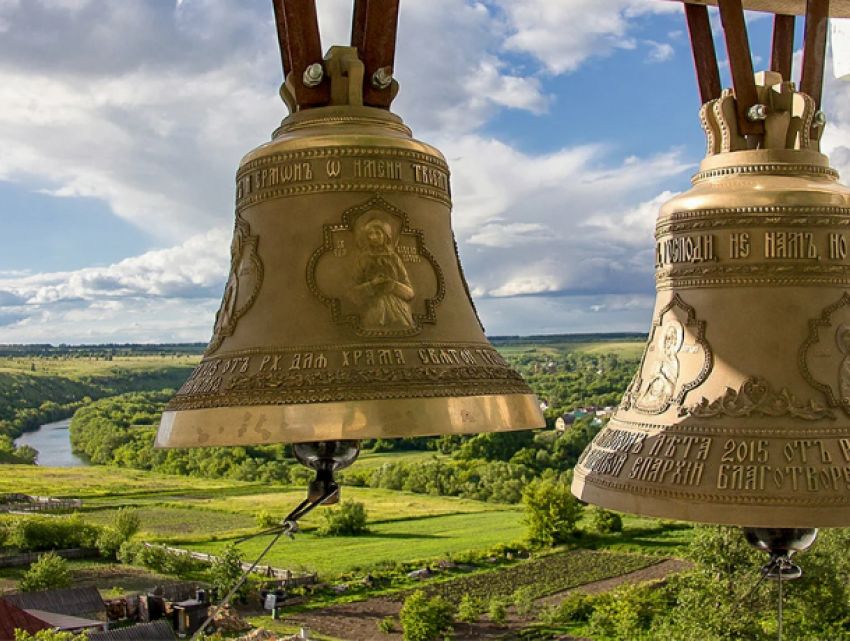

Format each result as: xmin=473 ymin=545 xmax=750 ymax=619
xmin=307 ymin=193 xmax=445 ymax=338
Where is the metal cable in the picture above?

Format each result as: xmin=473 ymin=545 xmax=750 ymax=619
xmin=190 ymin=487 xmax=338 ymax=641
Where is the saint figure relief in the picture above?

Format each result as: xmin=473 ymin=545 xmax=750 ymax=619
xmin=635 ymin=320 xmax=685 ymax=413
xmin=837 ymin=323 xmax=850 ymax=405
xmin=350 ymin=218 xmax=416 ymax=331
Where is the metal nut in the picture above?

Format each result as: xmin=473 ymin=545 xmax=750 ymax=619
xmin=746 ymin=104 xmax=769 ymax=122
xmin=814 ymin=110 xmax=827 ymax=127
xmin=371 ymin=67 xmax=393 ymax=90
xmin=303 ymin=63 xmax=324 ymax=88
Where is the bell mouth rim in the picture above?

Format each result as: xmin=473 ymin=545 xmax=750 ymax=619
xmin=572 ymin=469 xmax=850 ymax=528
xmin=154 ymin=393 xmax=545 ymax=449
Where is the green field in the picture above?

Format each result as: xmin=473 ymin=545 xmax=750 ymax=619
xmin=0 ymin=465 xmax=251 ymax=498
xmin=195 ymin=511 xmax=525 ymax=577
xmin=0 ymin=354 xmax=200 ymax=378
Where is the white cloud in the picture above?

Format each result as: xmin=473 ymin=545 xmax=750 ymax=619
xmin=489 ymin=0 xmax=680 ymax=74
xmin=644 ymin=40 xmax=674 ymax=63
xmin=1 ymin=228 xmax=230 ymax=305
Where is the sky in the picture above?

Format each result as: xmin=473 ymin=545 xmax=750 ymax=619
xmin=3 ymin=0 xmax=850 ymax=344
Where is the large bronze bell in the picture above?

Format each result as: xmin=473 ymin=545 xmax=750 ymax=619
xmin=573 ymin=0 xmax=850 ymax=528
xmin=155 ymin=2 xmax=544 ymax=461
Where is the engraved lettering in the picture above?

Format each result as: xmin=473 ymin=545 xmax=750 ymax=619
xmin=326 ymin=160 xmax=341 ymax=177
xmin=830 ymin=233 xmax=847 ymax=260
xmin=764 ymin=231 xmax=818 ymax=260
xmin=729 ymin=232 xmax=750 ymax=259
xmin=655 ymin=234 xmax=717 ymax=267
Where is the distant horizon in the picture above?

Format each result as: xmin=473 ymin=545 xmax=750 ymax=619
xmin=0 ymin=332 xmax=649 ymax=350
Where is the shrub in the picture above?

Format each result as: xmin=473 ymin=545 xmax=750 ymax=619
xmin=591 ymin=507 xmax=623 ymax=534
xmin=521 ymin=478 xmax=584 ymax=547
xmin=317 ymin=500 xmax=368 ymax=536
xmin=96 ymin=527 xmax=125 ymax=560
xmin=513 ymin=586 xmax=536 ymax=616
xmin=15 ymin=631 xmax=87 ymax=640
xmin=543 ymin=590 xmax=597 ymax=625
xmin=456 ymin=593 xmax=482 ymax=625
xmin=377 ymin=616 xmax=396 ymax=634
xmin=135 ymin=544 xmax=202 ymax=578
xmin=399 ymin=590 xmax=455 ymax=641
xmin=7 ymin=514 xmax=101 ymax=552
xmin=255 ymin=510 xmax=279 ymax=530
xmin=117 ymin=539 xmax=143 ymax=565
xmin=18 ymin=551 xmax=70 ymax=592
xmin=112 ymin=508 xmax=140 ymax=540
xmin=488 ymin=597 xmax=507 ymax=627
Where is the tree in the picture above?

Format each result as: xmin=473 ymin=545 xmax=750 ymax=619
xmin=521 ymin=478 xmax=584 ymax=546
xmin=399 ymin=591 xmax=455 ymax=641
xmin=18 ymin=552 xmax=71 ymax=592
xmin=317 ymin=500 xmax=368 ymax=536
xmin=208 ymin=545 xmax=249 ymax=603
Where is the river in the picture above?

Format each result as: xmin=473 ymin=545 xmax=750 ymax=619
xmin=14 ymin=418 xmax=90 ymax=468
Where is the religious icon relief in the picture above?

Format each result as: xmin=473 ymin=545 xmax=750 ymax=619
xmin=207 ymin=213 xmax=264 ymax=355
xmin=800 ymin=293 xmax=850 ymax=415
xmin=307 ymin=194 xmax=445 ymax=338
xmin=635 ymin=320 xmax=685 ymax=412
xmin=622 ymin=295 xmax=713 ymax=415
xmin=350 ymin=218 xmax=416 ymax=331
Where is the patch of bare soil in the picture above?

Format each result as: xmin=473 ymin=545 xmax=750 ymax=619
xmin=71 ymin=564 xmax=190 ymax=594
xmin=538 ymin=557 xmax=693 ymax=606
xmin=284 ymin=558 xmax=691 ymax=641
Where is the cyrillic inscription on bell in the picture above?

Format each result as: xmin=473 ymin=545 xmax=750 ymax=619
xmin=155 ymin=45 xmax=544 ymax=450
xmin=572 ymin=60 xmax=850 ymax=527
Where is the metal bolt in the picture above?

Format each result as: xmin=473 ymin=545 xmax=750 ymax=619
xmin=303 ymin=63 xmax=324 ymax=88
xmin=814 ymin=110 xmax=827 ymax=127
xmin=371 ymin=67 xmax=393 ymax=90
xmin=746 ymin=104 xmax=769 ymax=122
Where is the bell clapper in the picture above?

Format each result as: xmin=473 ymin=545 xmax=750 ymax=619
xmin=293 ymin=439 xmax=361 ymax=506
xmin=743 ymin=528 xmax=818 ymax=641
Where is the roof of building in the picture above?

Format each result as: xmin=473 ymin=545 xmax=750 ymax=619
xmin=88 ymin=621 xmax=177 ymax=641
xmin=0 ymin=600 xmax=51 ymax=641
xmin=24 ymin=609 xmax=105 ymax=632
xmin=1 ymin=586 xmax=105 ymax=617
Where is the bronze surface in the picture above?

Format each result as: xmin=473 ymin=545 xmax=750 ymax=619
xmin=572 ymin=73 xmax=850 ymax=527
xmin=156 ymin=48 xmax=544 ymax=448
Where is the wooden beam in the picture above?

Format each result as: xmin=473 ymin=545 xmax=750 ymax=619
xmin=718 ymin=0 xmax=764 ymax=135
xmin=278 ymin=0 xmax=330 ymax=109
xmin=351 ymin=0 xmax=368 ymax=52
xmin=800 ymin=0 xmax=830 ymax=109
xmin=271 ymin=0 xmax=291 ymax=78
xmin=685 ymin=3 xmax=722 ymax=104
xmin=358 ymin=0 xmax=401 ymax=108
xmin=770 ymin=14 xmax=796 ymax=82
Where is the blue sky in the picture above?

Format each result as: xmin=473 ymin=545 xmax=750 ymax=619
xmin=1 ymin=0 xmax=849 ymax=344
